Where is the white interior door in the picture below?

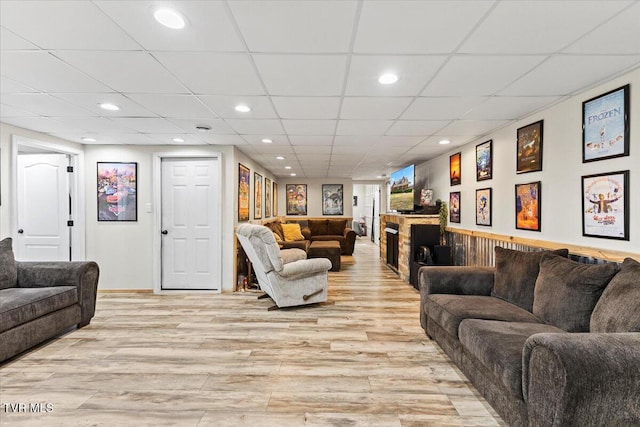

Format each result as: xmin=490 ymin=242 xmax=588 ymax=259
xmin=161 ymin=158 xmax=220 ymax=290
xmin=16 ymin=153 xmax=70 ymax=261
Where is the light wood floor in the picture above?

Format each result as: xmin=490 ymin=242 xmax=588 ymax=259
xmin=1 ymin=239 xmax=504 ymax=426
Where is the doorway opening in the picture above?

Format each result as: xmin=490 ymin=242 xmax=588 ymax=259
xmin=352 ymin=183 xmax=381 ymax=246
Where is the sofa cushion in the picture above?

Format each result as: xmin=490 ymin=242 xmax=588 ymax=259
xmin=533 ymin=254 xmax=619 ymax=332
xmin=0 ymin=238 xmax=17 ymax=290
xmin=308 ymin=219 xmax=328 ymax=236
xmin=591 ymin=258 xmax=640 ymax=332
xmin=281 ymin=223 xmax=305 ymax=241
xmin=265 ymin=222 xmax=285 ymax=241
xmin=492 ymin=247 xmax=569 ymax=312
xmin=459 ymin=319 xmax=564 ymax=398
xmin=327 ymin=219 xmax=347 ymax=236
xmin=424 ymin=295 xmax=542 ymax=339
xmin=0 ymin=286 xmax=78 ymax=333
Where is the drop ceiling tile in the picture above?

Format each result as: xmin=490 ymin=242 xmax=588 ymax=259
xmin=1 ymin=94 xmax=95 ymax=117
xmin=336 ymin=120 xmax=393 ymax=135
xmin=0 ymin=77 xmax=37 ymax=94
xmin=143 ymin=134 xmax=207 ymax=145
xmin=500 ymin=55 xmax=640 ymax=96
xmin=242 ymin=135 xmax=290 ymax=145
xmin=52 ymin=93 xmax=157 ymax=117
xmin=125 ymin=94 xmax=215 ymax=119
xmin=386 ymin=120 xmax=450 ymax=136
xmin=345 ymin=56 xmax=446 ymax=96
xmin=282 ymin=120 xmax=336 ymax=135
xmin=272 ymin=97 xmax=341 ymax=119
xmin=340 ymin=97 xmax=412 ymax=120
xmin=226 ymin=119 xmax=284 ymax=135
xmin=459 ymin=1 xmax=630 ymax=54
xmin=438 ymin=120 xmax=510 ymax=136
xmin=0 ymin=27 xmax=38 ymax=50
xmin=154 ymin=53 xmax=264 ymax=95
xmin=333 ymin=135 xmax=424 ymax=146
xmin=253 ymin=54 xmax=347 ymax=96
xmin=96 ymin=1 xmax=243 ymax=52
xmin=355 ymin=1 xmax=492 ymax=54
xmin=110 ymin=118 xmax=185 ymax=134
xmin=0 ymin=52 xmax=110 ymax=92
xmin=168 ymin=118 xmax=235 ymax=135
xmin=293 ymin=146 xmax=332 ymax=155
xmin=462 ymin=96 xmax=562 ymax=120
xmin=199 ymin=134 xmax=247 ymax=145
xmin=50 ymin=117 xmax=138 ymax=133
xmin=198 ymin=95 xmax=277 ymax=119
xmin=229 ymin=1 xmax=356 ymax=53
xmin=422 ymin=56 xmax=546 ymax=96
xmin=401 ymin=97 xmax=487 ymax=121
xmin=2 ymin=117 xmax=72 ymax=133
xmin=289 ymin=135 xmax=335 ymax=145
xmin=297 ymin=154 xmax=331 ymax=162
xmin=1 ymin=1 xmax=139 ymax=50
xmin=55 ymin=51 xmax=187 ymax=94
xmin=0 ymin=104 xmax=39 ymax=117
xmin=564 ymin=3 xmax=640 ymax=54
xmin=251 ymin=145 xmax=295 ymax=154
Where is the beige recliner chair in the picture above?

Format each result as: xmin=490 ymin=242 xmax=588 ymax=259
xmin=236 ymin=224 xmax=331 ymax=308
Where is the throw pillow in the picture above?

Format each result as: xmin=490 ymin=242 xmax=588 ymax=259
xmin=533 ymin=254 xmax=619 ymax=332
xmin=272 ymin=231 xmax=283 ymax=242
xmin=308 ymin=219 xmax=328 ymax=236
xmin=281 ymin=223 xmax=305 ymax=241
xmin=492 ymin=246 xmax=569 ymax=312
xmin=0 ymin=237 xmax=17 ymax=290
xmin=591 ymin=258 xmax=640 ymax=332
xmin=327 ymin=219 xmax=347 ymax=235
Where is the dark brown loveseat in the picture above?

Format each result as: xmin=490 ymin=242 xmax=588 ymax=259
xmin=306 ymin=219 xmax=356 ymax=255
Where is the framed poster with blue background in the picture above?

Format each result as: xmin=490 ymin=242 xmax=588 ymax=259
xmin=582 ymin=84 xmax=630 ymax=162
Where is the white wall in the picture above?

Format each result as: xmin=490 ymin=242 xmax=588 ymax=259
xmin=234 ymin=148 xmax=278 ymax=223
xmin=422 ymin=67 xmax=640 ymax=254
xmin=352 ymin=184 xmax=368 ymax=221
xmin=278 ymin=177 xmax=353 ymax=217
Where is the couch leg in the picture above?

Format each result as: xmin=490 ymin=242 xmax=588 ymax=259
xmin=257 ymin=293 xmax=270 ymax=300
xmin=267 ymin=305 xmax=280 ymax=311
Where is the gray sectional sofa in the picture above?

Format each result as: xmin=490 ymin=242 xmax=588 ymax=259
xmin=0 ymin=238 xmax=100 ymax=363
xmin=420 ymin=247 xmax=640 ymax=427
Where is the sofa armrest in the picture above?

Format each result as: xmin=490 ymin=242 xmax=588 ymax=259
xmin=301 ymin=227 xmax=311 ymax=240
xmin=17 ymin=261 xmax=100 ymax=327
xmin=278 ymin=258 xmax=331 ymax=280
xmin=523 ymin=332 xmax=640 ymax=426
xmin=342 ymin=228 xmax=356 ymax=255
xmin=419 ymin=266 xmax=494 ymax=296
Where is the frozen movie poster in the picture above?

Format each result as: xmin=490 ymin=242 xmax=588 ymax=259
xmin=582 ymin=171 xmax=629 ymax=240
xmin=583 ymin=85 xmax=629 ymax=162
xmin=450 ymin=192 xmax=460 ymax=223
xmin=476 ymin=188 xmax=491 ymax=226
xmin=322 ymin=184 xmax=343 ymax=215
xmin=97 ymin=162 xmax=137 ymax=221
xmin=515 ymin=182 xmax=541 ymax=232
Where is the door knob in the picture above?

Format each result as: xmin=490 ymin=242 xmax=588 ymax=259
xmin=161 ymin=230 xmax=168 ymax=235
xmin=18 ymin=229 xmax=24 ymax=234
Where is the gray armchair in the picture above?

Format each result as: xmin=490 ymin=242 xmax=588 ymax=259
xmin=236 ymin=224 xmax=331 ymax=308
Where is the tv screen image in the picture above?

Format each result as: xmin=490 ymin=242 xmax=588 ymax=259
xmin=390 ymin=164 xmax=415 ymax=212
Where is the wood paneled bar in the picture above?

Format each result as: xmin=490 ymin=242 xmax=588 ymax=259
xmin=380 ymin=214 xmax=440 ymax=283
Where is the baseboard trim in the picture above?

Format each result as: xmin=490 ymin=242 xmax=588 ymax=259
xmin=98 ymin=289 xmax=153 ymax=294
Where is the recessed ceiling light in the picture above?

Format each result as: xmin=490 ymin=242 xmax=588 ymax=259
xmin=284 ymin=166 xmax=292 ymax=170
xmin=438 ymin=139 xmax=451 ymax=145
xmin=276 ymin=156 xmax=285 ymax=160
xmin=235 ymin=105 xmax=251 ymax=113
xmin=195 ymin=125 xmax=212 ymax=132
xmin=172 ymin=137 xmax=185 ymax=143
xmin=378 ymin=73 xmax=398 ymax=85
xmin=290 ymin=173 xmax=296 ymax=176
xmin=261 ymin=138 xmax=272 ymax=143
xmin=154 ymin=8 xmax=186 ymax=29
xmin=99 ymin=103 xmax=119 ymax=111
xmin=81 ymin=137 xmax=96 ymax=142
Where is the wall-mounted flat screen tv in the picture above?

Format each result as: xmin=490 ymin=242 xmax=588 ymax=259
xmin=390 ymin=164 xmax=415 ymax=212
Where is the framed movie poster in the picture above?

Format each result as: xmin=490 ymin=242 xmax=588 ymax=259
xmin=515 ymin=181 xmax=541 ymax=232
xmin=582 ymin=84 xmax=630 ymax=163
xmin=97 ymin=162 xmax=137 ymax=221
xmin=322 ymin=184 xmax=344 ymax=215
xmin=254 ymin=172 xmax=263 ymax=219
xmin=475 ymin=188 xmax=491 ymax=226
xmin=582 ymin=170 xmax=629 ymax=240
xmin=476 ymin=140 xmax=492 ymax=181
xmin=273 ymin=182 xmax=278 ymax=216
xmin=238 ymin=164 xmax=250 ymax=221
xmin=449 ymin=191 xmax=461 ymax=224
xmin=517 ymin=120 xmax=543 ymax=174
xmin=450 ymin=152 xmax=461 ymax=186
xmin=265 ymin=178 xmax=271 ymax=218
xmin=286 ymin=184 xmax=307 ymax=215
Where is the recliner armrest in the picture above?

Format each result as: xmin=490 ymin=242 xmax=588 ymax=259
xmin=280 ymin=248 xmax=307 ymax=264
xmin=278 ymin=258 xmax=331 ymax=279
xmin=523 ymin=332 xmax=640 ymax=426
xmin=17 ymin=261 xmax=100 ymax=327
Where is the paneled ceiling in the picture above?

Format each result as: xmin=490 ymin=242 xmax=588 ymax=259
xmin=1 ymin=0 xmax=639 ymax=179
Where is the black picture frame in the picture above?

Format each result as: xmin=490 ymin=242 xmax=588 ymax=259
xmin=322 ymin=184 xmax=344 ymax=215
xmin=475 ymin=188 xmax=491 ymax=226
xmin=254 ymin=172 xmax=263 ymax=220
xmin=238 ymin=163 xmax=250 ymax=222
xmin=450 ymin=152 xmax=461 ymax=186
xmin=515 ymin=181 xmax=541 ymax=232
xmin=449 ymin=191 xmax=461 ymax=224
xmin=516 ymin=120 xmax=543 ymax=174
xmin=476 ymin=140 xmax=492 ymax=181
xmin=97 ymin=162 xmax=137 ymax=222
xmin=582 ymin=170 xmax=629 ymax=241
xmin=582 ymin=84 xmax=630 ymax=163
xmin=286 ymin=184 xmax=307 ymax=216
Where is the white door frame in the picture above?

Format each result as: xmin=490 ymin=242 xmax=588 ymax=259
xmin=11 ymin=135 xmax=86 ymax=260
xmin=152 ymin=151 xmax=222 ymax=294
